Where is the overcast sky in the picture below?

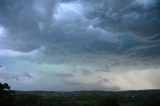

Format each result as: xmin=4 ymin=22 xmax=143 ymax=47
xmin=0 ymin=0 xmax=160 ymax=91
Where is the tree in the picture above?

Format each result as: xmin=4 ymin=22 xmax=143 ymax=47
xmin=0 ymin=82 xmax=15 ymax=106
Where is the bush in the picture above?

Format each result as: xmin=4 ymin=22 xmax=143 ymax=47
xmin=0 ymin=83 xmax=15 ymax=106
xmin=101 ymin=96 xmax=119 ymax=106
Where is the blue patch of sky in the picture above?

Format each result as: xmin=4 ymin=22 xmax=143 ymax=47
xmin=118 ymin=35 xmax=145 ymax=50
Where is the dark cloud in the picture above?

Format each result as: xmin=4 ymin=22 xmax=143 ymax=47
xmin=0 ymin=0 xmax=159 ymax=64
xmin=82 ymin=0 xmax=160 ymax=61
xmin=64 ymin=80 xmax=120 ymax=91
xmin=95 ymin=65 xmax=110 ymax=72
xmin=23 ymin=72 xmax=33 ymax=79
xmin=54 ymin=73 xmax=75 ymax=77
xmin=99 ymin=78 xmax=109 ymax=83
xmin=85 ymin=0 xmax=160 ymax=38
xmin=81 ymin=69 xmax=92 ymax=76
xmin=0 ymin=0 xmax=160 ymax=90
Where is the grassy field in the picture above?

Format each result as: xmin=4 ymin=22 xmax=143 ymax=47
xmin=12 ymin=90 xmax=160 ymax=106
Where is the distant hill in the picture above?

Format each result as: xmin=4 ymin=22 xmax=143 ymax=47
xmin=15 ymin=89 xmax=160 ymax=97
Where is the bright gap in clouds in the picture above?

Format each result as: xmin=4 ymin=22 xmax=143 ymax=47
xmin=0 ymin=26 xmax=6 ymax=38
xmin=135 ymin=0 xmax=155 ymax=7
xmin=54 ymin=2 xmax=84 ymax=20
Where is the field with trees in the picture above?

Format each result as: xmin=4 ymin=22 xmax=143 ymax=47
xmin=1 ymin=83 xmax=160 ymax=106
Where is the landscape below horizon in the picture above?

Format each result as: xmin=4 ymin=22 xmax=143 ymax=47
xmin=1 ymin=82 xmax=160 ymax=106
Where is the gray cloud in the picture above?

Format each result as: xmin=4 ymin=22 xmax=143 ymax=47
xmin=0 ymin=0 xmax=159 ymax=64
xmin=0 ymin=67 xmax=33 ymax=81
xmin=75 ymin=68 xmax=92 ymax=76
xmin=64 ymin=80 xmax=120 ymax=91
xmin=54 ymin=73 xmax=75 ymax=78
xmin=85 ymin=0 xmax=160 ymax=37
xmin=80 ymin=68 xmax=92 ymax=76
xmin=0 ymin=1 xmax=159 ymax=64
xmin=82 ymin=0 xmax=160 ymax=60
xmin=0 ymin=0 xmax=160 ymax=90
xmin=96 ymin=65 xmax=110 ymax=72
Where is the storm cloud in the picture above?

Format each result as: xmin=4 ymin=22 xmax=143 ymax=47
xmin=0 ymin=0 xmax=160 ymax=91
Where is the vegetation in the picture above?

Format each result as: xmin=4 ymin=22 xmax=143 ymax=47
xmin=0 ymin=83 xmax=15 ymax=106
xmin=1 ymin=83 xmax=160 ymax=106
xmin=14 ymin=90 xmax=160 ymax=106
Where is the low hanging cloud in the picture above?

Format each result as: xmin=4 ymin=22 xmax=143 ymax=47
xmin=0 ymin=67 xmax=33 ymax=82
xmin=54 ymin=73 xmax=75 ymax=77
xmin=63 ymin=79 xmax=120 ymax=91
